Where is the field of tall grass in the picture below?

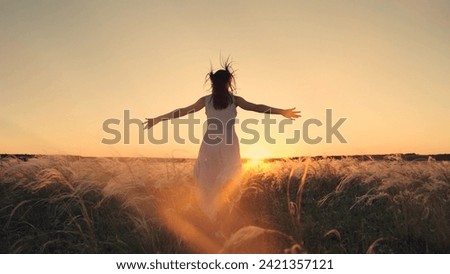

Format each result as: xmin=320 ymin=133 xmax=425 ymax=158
xmin=0 ymin=155 xmax=449 ymax=253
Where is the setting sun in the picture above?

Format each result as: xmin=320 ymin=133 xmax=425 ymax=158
xmin=242 ymin=146 xmax=271 ymax=160
xmin=244 ymin=158 xmax=265 ymax=170
xmin=242 ymin=146 xmax=272 ymax=170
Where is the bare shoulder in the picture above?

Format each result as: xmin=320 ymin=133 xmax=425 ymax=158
xmin=186 ymin=95 xmax=207 ymax=111
xmin=234 ymin=95 xmax=245 ymax=105
xmin=198 ymin=95 xmax=209 ymax=102
xmin=200 ymin=94 xmax=211 ymax=102
xmin=234 ymin=96 xmax=260 ymax=111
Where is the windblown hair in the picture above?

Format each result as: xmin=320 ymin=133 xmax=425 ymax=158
xmin=207 ymin=60 xmax=236 ymax=110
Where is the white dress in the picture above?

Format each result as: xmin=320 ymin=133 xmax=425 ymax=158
xmin=194 ymin=94 xmax=242 ymax=220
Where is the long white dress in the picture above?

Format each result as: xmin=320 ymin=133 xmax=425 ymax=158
xmin=194 ymin=94 xmax=242 ymax=220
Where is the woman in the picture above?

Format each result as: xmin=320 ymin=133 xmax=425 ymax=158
xmin=144 ymin=62 xmax=300 ymax=220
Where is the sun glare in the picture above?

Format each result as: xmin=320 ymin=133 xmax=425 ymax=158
xmin=243 ymin=146 xmax=272 ymax=171
xmin=245 ymin=158 xmax=265 ymax=169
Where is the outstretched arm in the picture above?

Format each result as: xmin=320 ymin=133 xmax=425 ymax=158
xmin=144 ymin=96 xmax=206 ymax=129
xmin=235 ymin=96 xmax=301 ymax=119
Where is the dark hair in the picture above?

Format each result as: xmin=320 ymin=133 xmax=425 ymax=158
xmin=207 ymin=61 xmax=236 ymax=110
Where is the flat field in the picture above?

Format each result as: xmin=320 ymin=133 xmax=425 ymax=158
xmin=0 ymin=155 xmax=448 ymax=253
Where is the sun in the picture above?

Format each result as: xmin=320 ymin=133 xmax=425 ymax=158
xmin=242 ymin=146 xmax=271 ymax=170
xmin=246 ymin=158 xmax=264 ymax=168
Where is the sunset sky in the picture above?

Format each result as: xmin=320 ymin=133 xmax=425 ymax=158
xmin=1 ymin=0 xmax=449 ymax=158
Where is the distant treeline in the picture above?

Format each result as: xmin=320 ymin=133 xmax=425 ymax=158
xmin=1 ymin=154 xmax=37 ymax=161
xmin=289 ymin=153 xmax=450 ymax=162
xmin=2 ymin=153 xmax=450 ymax=162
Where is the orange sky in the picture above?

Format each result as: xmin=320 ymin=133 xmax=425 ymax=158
xmin=1 ymin=0 xmax=449 ymax=158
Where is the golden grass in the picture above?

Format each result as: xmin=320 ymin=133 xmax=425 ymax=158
xmin=0 ymin=155 xmax=448 ymax=253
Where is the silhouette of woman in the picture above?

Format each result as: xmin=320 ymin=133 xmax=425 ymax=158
xmin=144 ymin=61 xmax=300 ymax=221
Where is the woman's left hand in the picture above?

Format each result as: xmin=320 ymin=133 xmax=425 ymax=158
xmin=143 ymin=118 xmax=155 ymax=130
xmin=282 ymin=108 xmax=301 ymax=120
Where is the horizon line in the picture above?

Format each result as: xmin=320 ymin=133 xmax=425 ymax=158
xmin=2 ymin=152 xmax=450 ymax=162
